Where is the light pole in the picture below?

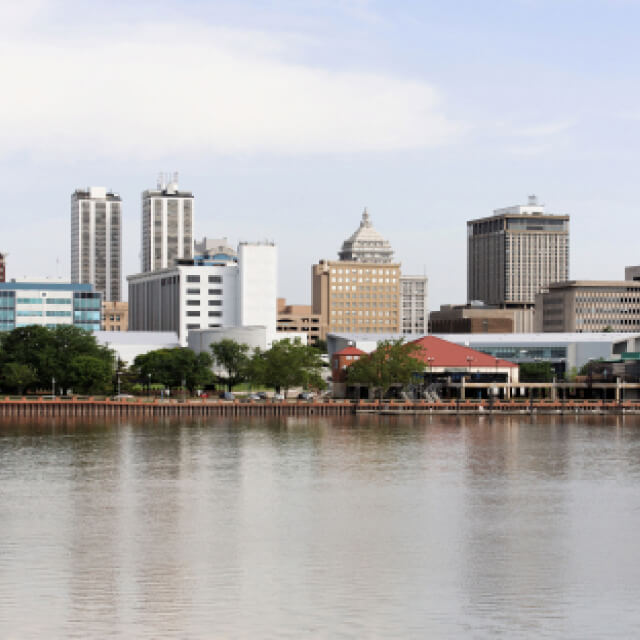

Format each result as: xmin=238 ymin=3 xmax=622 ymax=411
xmin=182 ymin=376 xmax=186 ymax=401
xmin=117 ymin=371 xmax=121 ymax=398
xmin=147 ymin=372 xmax=151 ymax=397
xmin=51 ymin=377 xmax=55 ymax=398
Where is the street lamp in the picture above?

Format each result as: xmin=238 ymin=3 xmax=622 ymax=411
xmin=52 ymin=377 xmax=55 ymax=397
xmin=182 ymin=376 xmax=186 ymax=401
xmin=117 ymin=371 xmax=121 ymax=398
xmin=147 ymin=372 xmax=151 ymax=397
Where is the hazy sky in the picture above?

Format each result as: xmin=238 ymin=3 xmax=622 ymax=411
xmin=2 ymin=0 xmax=640 ymax=309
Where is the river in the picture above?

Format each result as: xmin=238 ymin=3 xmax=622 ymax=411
xmin=1 ymin=415 xmax=640 ymax=638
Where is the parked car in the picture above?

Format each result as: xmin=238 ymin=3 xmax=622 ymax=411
xmin=272 ymin=392 xmax=285 ymax=401
xmin=298 ymin=392 xmax=313 ymax=401
xmin=241 ymin=393 xmax=261 ymax=402
xmin=256 ymin=392 xmax=268 ymax=400
xmin=219 ymin=391 xmax=235 ymax=400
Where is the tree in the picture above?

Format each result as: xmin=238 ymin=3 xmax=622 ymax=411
xmin=346 ymin=338 xmax=423 ymax=399
xmin=210 ymin=339 xmax=251 ymax=391
xmin=249 ymin=339 xmax=326 ymax=397
xmin=67 ymin=355 xmax=113 ymax=394
xmin=1 ymin=363 xmax=38 ymax=394
xmin=0 ymin=325 xmax=114 ymax=394
xmin=132 ymin=348 xmax=213 ymax=392
xmin=519 ymin=361 xmax=555 ymax=382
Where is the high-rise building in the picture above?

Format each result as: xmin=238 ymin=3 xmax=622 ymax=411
xmin=0 ymin=253 xmax=5 ymax=283
xmin=400 ymin=275 xmax=428 ymax=335
xmin=141 ymin=173 xmax=194 ymax=272
xmin=467 ymin=196 xmax=569 ymax=310
xmin=312 ymin=210 xmax=402 ymax=335
xmin=71 ymin=187 xmax=122 ymax=301
xmin=128 ymin=241 xmax=276 ymax=346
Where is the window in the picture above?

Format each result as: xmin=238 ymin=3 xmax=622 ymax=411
xmin=208 ymin=311 xmax=222 ymax=317
xmin=208 ymin=289 xmax=222 ymax=295
xmin=187 ymin=288 xmax=200 ymax=295
xmin=208 ymin=300 xmax=221 ymax=306
xmin=187 ymin=300 xmax=200 ymax=306
xmin=17 ymin=298 xmax=42 ymax=305
xmin=187 ymin=323 xmax=200 ymax=329
xmin=186 ymin=275 xmax=200 ymax=283
xmin=208 ymin=275 xmax=222 ymax=283
xmin=187 ymin=310 xmax=200 ymax=317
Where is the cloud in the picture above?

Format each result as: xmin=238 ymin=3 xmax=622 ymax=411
xmin=515 ymin=120 xmax=575 ymax=137
xmin=0 ymin=16 xmax=462 ymax=158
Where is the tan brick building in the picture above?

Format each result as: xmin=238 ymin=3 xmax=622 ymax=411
xmin=276 ymin=298 xmax=325 ymax=344
xmin=101 ymin=301 xmax=128 ymax=332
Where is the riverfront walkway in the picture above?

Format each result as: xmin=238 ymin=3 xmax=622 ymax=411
xmin=1 ymin=396 xmax=640 ymax=417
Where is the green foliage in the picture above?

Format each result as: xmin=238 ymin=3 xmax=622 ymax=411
xmin=346 ymin=338 xmax=423 ymax=398
xmin=519 ymin=361 xmax=555 ymax=382
xmin=312 ymin=339 xmax=328 ymax=354
xmin=1 ymin=362 xmax=38 ymax=394
xmin=249 ymin=338 xmax=326 ymax=396
xmin=0 ymin=325 xmax=114 ymax=394
xmin=565 ymin=366 xmax=579 ymax=382
xmin=210 ymin=339 xmax=251 ymax=391
xmin=132 ymin=348 xmax=213 ymax=391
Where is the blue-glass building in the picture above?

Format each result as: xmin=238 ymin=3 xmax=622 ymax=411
xmin=0 ymin=281 xmax=102 ymax=332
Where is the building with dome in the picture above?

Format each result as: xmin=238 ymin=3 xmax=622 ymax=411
xmin=312 ymin=209 xmax=406 ymax=337
xmin=338 ymin=209 xmax=394 ymax=263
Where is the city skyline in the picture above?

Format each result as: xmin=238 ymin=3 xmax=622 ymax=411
xmin=2 ymin=0 xmax=640 ymax=309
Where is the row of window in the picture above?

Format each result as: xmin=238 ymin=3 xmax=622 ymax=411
xmin=186 ymin=311 xmax=222 ymax=317
xmin=186 ymin=300 xmax=222 ymax=306
xmin=186 ymin=275 xmax=223 ymax=284
xmin=186 ymin=288 xmax=223 ymax=296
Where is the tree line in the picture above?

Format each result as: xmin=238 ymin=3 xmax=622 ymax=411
xmin=0 ymin=325 xmax=326 ymax=396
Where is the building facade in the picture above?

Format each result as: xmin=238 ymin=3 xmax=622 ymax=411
xmin=312 ymin=210 xmax=403 ymax=335
xmin=71 ymin=187 xmax=122 ymax=301
xmin=467 ymin=196 xmax=569 ymax=308
xmin=312 ymin=260 xmax=402 ymax=334
xmin=101 ymin=301 xmax=128 ymax=332
xmin=141 ymin=174 xmax=194 ymax=272
xmin=128 ymin=242 xmax=276 ymax=346
xmin=535 ymin=280 xmax=640 ymax=332
xmin=0 ymin=281 xmax=102 ymax=333
xmin=400 ymin=275 xmax=428 ymax=335
xmin=277 ymin=298 xmax=324 ymax=343
xmin=429 ymin=304 xmax=516 ymax=334
xmin=0 ymin=252 xmax=5 ymax=283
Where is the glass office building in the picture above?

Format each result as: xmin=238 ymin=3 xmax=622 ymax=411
xmin=0 ymin=282 xmax=102 ymax=332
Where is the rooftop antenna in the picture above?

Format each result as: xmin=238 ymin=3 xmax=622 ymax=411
xmin=157 ymin=172 xmax=164 ymax=190
xmin=172 ymin=171 xmax=179 ymax=186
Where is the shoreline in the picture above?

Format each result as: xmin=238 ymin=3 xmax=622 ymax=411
xmin=0 ymin=397 xmax=639 ymax=417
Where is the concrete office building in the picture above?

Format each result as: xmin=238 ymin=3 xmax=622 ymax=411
xmin=312 ymin=210 xmax=402 ymax=335
xmin=71 ymin=187 xmax=122 ymax=301
xmin=128 ymin=242 xmax=276 ymax=346
xmin=0 ymin=279 xmax=102 ymax=333
xmin=101 ymin=301 xmax=128 ymax=332
xmin=467 ymin=196 xmax=569 ymax=319
xmin=400 ymin=275 xmax=428 ymax=335
xmin=141 ymin=174 xmax=194 ymax=272
xmin=535 ymin=280 xmax=640 ymax=332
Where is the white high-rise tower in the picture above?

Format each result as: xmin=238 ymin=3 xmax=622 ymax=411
xmin=141 ymin=173 xmax=194 ymax=272
xmin=71 ymin=186 xmax=122 ymax=302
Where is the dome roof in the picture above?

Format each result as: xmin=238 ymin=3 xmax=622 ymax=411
xmin=338 ymin=209 xmax=394 ymax=263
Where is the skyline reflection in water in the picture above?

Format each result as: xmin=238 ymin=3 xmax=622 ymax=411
xmin=1 ymin=415 xmax=640 ymax=638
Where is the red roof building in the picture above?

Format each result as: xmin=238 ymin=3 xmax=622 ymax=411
xmin=409 ymin=335 xmax=517 ymax=369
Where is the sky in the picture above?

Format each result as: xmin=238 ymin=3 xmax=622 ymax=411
xmin=2 ymin=0 xmax=640 ymax=310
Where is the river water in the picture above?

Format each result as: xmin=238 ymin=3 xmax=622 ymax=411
xmin=2 ymin=414 xmax=640 ymax=638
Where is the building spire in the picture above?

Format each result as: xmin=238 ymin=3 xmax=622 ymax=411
xmin=361 ymin=207 xmax=371 ymax=227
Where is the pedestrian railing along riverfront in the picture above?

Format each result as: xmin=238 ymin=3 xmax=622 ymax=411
xmin=1 ymin=396 xmax=640 ymax=417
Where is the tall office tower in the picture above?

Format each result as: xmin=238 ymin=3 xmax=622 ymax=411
xmin=71 ymin=187 xmax=122 ymax=302
xmin=0 ymin=253 xmax=5 ymax=282
xmin=467 ymin=196 xmax=569 ymax=310
xmin=400 ymin=275 xmax=428 ymax=335
xmin=312 ymin=210 xmax=402 ymax=336
xmin=141 ymin=173 xmax=194 ymax=272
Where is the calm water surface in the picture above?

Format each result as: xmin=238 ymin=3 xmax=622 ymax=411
xmin=2 ymin=414 xmax=640 ymax=638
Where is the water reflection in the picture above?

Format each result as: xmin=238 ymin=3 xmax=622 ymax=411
xmin=2 ymin=416 xmax=640 ymax=637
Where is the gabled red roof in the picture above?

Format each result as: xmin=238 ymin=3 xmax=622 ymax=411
xmin=408 ymin=335 xmax=517 ymax=368
xmin=334 ymin=346 xmax=366 ymax=357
